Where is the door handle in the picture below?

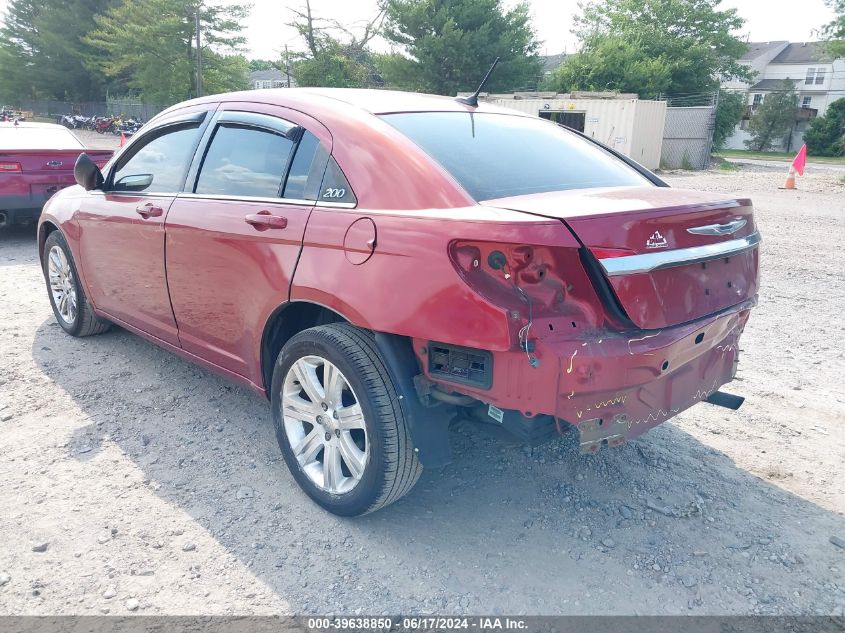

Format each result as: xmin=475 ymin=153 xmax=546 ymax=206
xmin=135 ymin=203 xmax=163 ymax=219
xmin=245 ymin=210 xmax=288 ymax=230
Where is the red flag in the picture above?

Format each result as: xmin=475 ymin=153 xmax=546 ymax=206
xmin=792 ymin=143 xmax=807 ymax=176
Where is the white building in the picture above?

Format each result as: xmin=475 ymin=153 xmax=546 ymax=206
xmin=249 ymin=69 xmax=296 ymax=90
xmin=723 ymin=41 xmax=845 ymax=150
xmin=482 ymin=92 xmax=667 ymax=169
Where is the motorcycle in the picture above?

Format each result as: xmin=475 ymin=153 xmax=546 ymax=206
xmin=93 ymin=116 xmax=116 ymax=134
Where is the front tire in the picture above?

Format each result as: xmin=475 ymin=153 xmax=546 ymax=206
xmin=271 ymin=324 xmax=422 ymax=516
xmin=42 ymin=231 xmax=111 ymax=337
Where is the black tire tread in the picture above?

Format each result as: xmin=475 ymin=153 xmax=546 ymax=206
xmin=286 ymin=323 xmax=422 ymax=514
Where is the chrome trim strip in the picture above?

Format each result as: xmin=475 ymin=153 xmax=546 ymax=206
xmin=315 ymin=200 xmax=357 ymax=209
xmin=164 ymin=193 xmax=356 ymax=209
xmin=687 ymin=218 xmax=747 ymax=236
xmin=599 ymin=231 xmax=761 ymax=277
xmin=105 ymin=191 xmax=179 ymax=199
xmin=177 ymin=192 xmax=314 ymax=205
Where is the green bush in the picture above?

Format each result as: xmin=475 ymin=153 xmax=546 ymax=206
xmin=804 ymin=98 xmax=845 ymax=157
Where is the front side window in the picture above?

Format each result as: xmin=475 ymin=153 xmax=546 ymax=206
xmin=381 ymin=112 xmax=647 ymax=201
xmin=195 ymin=124 xmax=295 ymax=198
xmin=112 ymin=123 xmax=201 ymax=193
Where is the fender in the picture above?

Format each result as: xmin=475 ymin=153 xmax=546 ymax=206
xmin=373 ymin=331 xmax=452 ymax=469
xmin=38 ymin=209 xmax=100 ymax=311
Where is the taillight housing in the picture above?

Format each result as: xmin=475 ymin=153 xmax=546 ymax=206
xmin=448 ymin=240 xmax=607 ymax=339
xmin=589 ymin=246 xmax=636 ymax=260
xmin=0 ymin=162 xmax=22 ymax=172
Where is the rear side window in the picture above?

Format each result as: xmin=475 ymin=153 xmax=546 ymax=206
xmin=112 ymin=123 xmax=201 ymax=193
xmin=381 ymin=112 xmax=648 ymax=201
xmin=283 ymin=130 xmax=328 ymax=201
xmin=318 ymin=157 xmax=356 ymax=205
xmin=195 ymin=124 xmax=295 ymax=198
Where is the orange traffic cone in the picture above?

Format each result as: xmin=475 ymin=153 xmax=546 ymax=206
xmin=780 ymin=165 xmax=796 ymax=190
xmin=119 ymin=132 xmax=127 ymax=147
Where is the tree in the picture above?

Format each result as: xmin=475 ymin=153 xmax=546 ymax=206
xmin=745 ymin=81 xmax=799 ymax=152
xmin=712 ymin=89 xmax=746 ymax=150
xmin=548 ymin=0 xmax=751 ymax=98
xmin=0 ymin=0 xmax=118 ymax=102
xmin=249 ymin=59 xmax=279 ymax=72
xmin=823 ymin=0 xmax=845 ymax=57
xmin=84 ymin=0 xmax=249 ymax=104
xmin=0 ymin=0 xmax=39 ymax=101
xmin=377 ymin=0 xmax=542 ymax=95
xmin=288 ymin=0 xmax=383 ymax=88
xmin=804 ymin=98 xmax=845 ymax=156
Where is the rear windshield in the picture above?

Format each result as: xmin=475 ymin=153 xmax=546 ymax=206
xmin=381 ymin=112 xmax=648 ymax=201
xmin=0 ymin=124 xmax=84 ymax=150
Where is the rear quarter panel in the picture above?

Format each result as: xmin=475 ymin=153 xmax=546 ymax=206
xmin=291 ymin=206 xmax=571 ymax=352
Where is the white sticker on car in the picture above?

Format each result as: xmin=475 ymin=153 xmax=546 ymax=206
xmin=488 ymin=404 xmax=504 ymax=423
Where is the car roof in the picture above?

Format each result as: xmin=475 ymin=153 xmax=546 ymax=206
xmin=0 ymin=121 xmax=84 ymax=150
xmin=163 ymin=87 xmax=532 ymax=119
xmin=280 ymin=88 xmax=531 ymax=116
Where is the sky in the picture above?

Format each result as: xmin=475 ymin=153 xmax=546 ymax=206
xmin=0 ymin=0 xmax=837 ymax=60
xmin=238 ymin=0 xmax=837 ymax=60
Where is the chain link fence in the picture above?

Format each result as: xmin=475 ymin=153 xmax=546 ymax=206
xmin=6 ymin=99 xmax=168 ymax=122
xmin=658 ymin=92 xmax=718 ymax=170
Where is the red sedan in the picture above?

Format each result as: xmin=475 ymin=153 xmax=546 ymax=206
xmin=38 ymin=89 xmax=760 ymax=515
xmin=0 ymin=122 xmax=111 ymax=228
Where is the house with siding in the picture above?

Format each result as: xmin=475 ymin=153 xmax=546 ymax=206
xmin=249 ymin=69 xmax=296 ymax=90
xmin=722 ymin=41 xmax=845 ymax=150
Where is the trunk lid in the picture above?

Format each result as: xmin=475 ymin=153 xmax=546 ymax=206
xmin=481 ymin=186 xmax=761 ymax=330
xmin=0 ymin=150 xmax=112 ymax=205
xmin=0 ymin=149 xmax=112 ymax=172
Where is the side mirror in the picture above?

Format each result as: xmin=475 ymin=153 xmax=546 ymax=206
xmin=114 ymin=173 xmax=153 ymax=192
xmin=74 ymin=153 xmax=104 ymax=191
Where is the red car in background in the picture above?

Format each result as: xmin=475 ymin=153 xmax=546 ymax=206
xmin=0 ymin=122 xmax=111 ymax=228
xmin=37 ymin=89 xmax=760 ymax=516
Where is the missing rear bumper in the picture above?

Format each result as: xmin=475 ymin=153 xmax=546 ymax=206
xmin=578 ymin=415 xmax=630 ymax=454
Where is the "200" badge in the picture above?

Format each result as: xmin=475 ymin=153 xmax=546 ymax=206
xmin=323 ymin=188 xmax=346 ymax=199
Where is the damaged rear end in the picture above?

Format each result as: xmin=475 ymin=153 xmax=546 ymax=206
xmin=466 ymin=186 xmax=761 ymax=451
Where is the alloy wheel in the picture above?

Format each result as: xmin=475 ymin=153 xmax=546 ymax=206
xmin=47 ymin=245 xmax=77 ymax=325
xmin=281 ymin=355 xmax=369 ymax=494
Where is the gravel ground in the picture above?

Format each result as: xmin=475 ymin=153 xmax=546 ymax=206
xmin=0 ymin=164 xmax=843 ymax=616
xmin=71 ymin=129 xmax=124 ymax=151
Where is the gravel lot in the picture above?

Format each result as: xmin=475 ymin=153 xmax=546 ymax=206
xmin=0 ymin=164 xmax=843 ymax=616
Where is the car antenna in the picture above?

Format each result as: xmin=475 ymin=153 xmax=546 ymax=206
xmin=455 ymin=57 xmax=500 ymax=108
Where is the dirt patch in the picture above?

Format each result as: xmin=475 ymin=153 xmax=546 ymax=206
xmin=0 ymin=165 xmax=843 ymax=615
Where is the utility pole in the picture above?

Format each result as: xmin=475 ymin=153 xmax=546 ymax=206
xmin=195 ymin=7 xmax=203 ymax=97
xmin=285 ymin=44 xmax=291 ymax=88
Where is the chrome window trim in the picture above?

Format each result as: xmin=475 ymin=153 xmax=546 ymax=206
xmin=599 ymin=231 xmax=761 ymax=277
xmin=176 ymin=192 xmax=357 ymax=209
xmin=315 ymin=200 xmax=357 ymax=209
xmin=105 ymin=191 xmax=180 ymax=199
xmin=178 ymin=192 xmax=314 ymax=205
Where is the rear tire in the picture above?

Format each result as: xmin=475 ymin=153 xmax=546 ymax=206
xmin=271 ymin=323 xmax=422 ymax=516
xmin=42 ymin=231 xmax=111 ymax=337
